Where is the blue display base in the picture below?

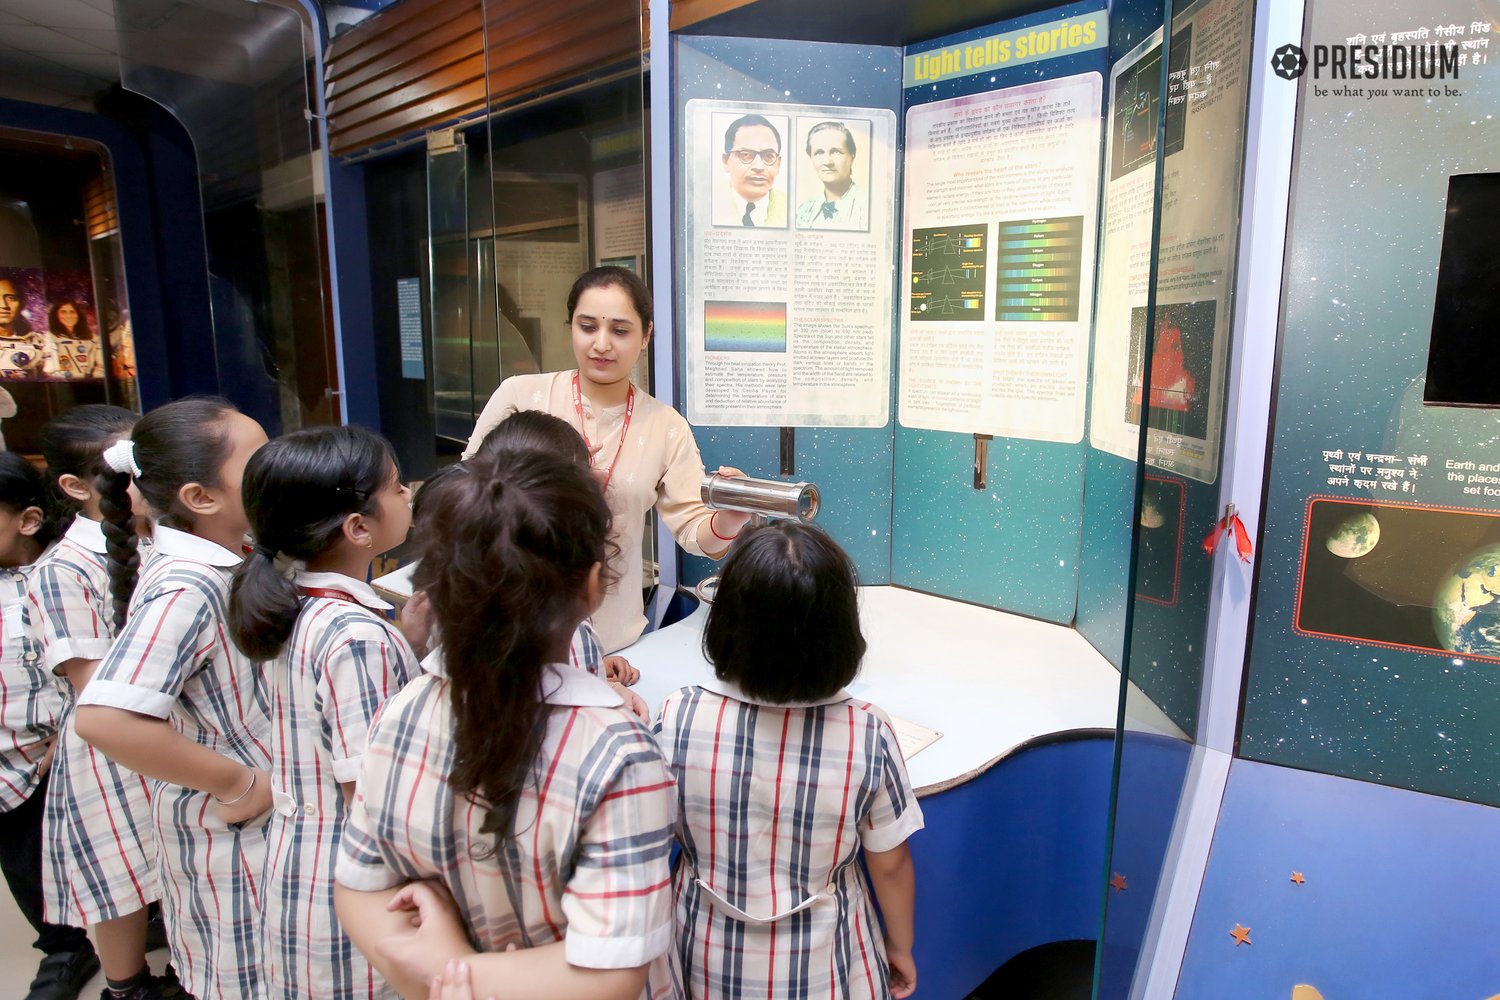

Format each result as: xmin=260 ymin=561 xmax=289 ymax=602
xmin=910 ymin=735 xmax=1113 ymax=999
xmin=1175 ymin=759 xmax=1500 ymax=999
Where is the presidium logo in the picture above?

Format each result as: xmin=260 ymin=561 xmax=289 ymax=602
xmin=1269 ymin=39 xmax=1462 ymax=84
xmin=1272 ymin=43 xmax=1308 ymax=79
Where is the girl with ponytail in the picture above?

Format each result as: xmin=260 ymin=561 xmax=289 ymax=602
xmin=26 ymin=405 xmax=184 ymax=999
xmin=73 ymin=397 xmax=273 ymax=1000
xmin=333 ymin=448 xmax=678 ymax=1000
xmin=227 ymin=425 xmax=416 ymax=1000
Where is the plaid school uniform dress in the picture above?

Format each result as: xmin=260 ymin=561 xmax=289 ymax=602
xmin=0 ymin=565 xmax=63 ymax=812
xmin=654 ymin=678 xmax=925 ymax=1000
xmin=262 ymin=571 xmax=416 ymax=1000
xmin=78 ymin=526 xmax=272 ymax=1000
xmin=568 ymin=620 xmax=604 ymax=677
xmin=27 ymin=517 xmax=160 ymax=927
xmin=337 ymin=658 xmax=679 ymax=1000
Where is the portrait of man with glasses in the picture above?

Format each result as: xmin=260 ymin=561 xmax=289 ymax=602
xmin=714 ymin=113 xmax=788 ymax=228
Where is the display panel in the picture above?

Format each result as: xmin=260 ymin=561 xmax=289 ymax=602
xmin=683 ymin=99 xmax=897 ymax=428
xmin=898 ymin=72 xmax=1103 ymax=443
xmin=1242 ymin=0 xmax=1500 ymax=805
xmin=674 ymin=35 xmax=903 ymax=586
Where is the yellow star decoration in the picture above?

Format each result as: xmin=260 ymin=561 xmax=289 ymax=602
xmin=1290 ymin=871 xmax=1306 ymax=885
xmin=1109 ymin=872 xmax=1128 ymax=893
xmin=1230 ymin=923 xmax=1252 ymax=946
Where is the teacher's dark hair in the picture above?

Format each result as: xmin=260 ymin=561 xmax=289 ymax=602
xmin=414 ymin=448 xmax=615 ymax=846
xmin=96 ymin=396 xmax=238 ymax=630
xmin=229 ymin=425 xmax=397 ymax=662
xmin=566 ymin=266 xmax=653 ymax=331
xmin=704 ymin=520 xmax=866 ymax=703
xmin=39 ymin=405 xmax=137 ymax=537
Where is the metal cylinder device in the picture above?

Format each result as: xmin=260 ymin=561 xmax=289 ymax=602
xmin=700 ymin=473 xmax=821 ymax=522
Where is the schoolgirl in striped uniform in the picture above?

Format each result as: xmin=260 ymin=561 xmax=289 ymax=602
xmin=470 ymin=410 xmax=642 ymax=695
xmin=333 ymin=447 xmax=677 ymax=1000
xmin=26 ymin=406 xmax=180 ymax=999
xmin=0 ymin=452 xmax=101 ymax=998
xmin=74 ymin=397 xmax=273 ymax=1000
xmin=655 ymin=521 xmax=924 ymax=1000
xmin=227 ymin=425 xmax=417 ymax=999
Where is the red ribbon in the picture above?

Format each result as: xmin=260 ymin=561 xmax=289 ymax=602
xmin=1202 ymin=513 xmax=1253 ymax=562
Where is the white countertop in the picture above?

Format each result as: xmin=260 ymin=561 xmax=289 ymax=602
xmin=624 ymin=585 xmax=1185 ymax=795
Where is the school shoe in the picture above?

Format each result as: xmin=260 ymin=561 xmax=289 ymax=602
xmin=23 ymin=946 xmax=101 ymax=1000
xmin=99 ymin=973 xmax=187 ymax=1000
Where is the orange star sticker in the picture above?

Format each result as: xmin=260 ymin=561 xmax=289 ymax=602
xmin=1109 ymin=872 xmax=1128 ymax=892
xmin=1290 ymin=871 xmax=1306 ymax=885
xmin=1230 ymin=924 xmax=1252 ymax=946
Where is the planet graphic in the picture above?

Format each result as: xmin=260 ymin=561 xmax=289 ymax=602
xmin=1325 ymin=512 xmax=1379 ymax=558
xmin=1433 ymin=543 xmax=1500 ymax=656
xmin=1140 ymin=497 xmax=1165 ymax=529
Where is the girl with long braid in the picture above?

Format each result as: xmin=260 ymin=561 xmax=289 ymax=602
xmin=74 ymin=397 xmax=273 ymax=1000
xmin=26 ymin=405 xmax=183 ymax=999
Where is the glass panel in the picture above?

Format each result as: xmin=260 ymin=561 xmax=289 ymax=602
xmin=426 ymin=132 xmax=475 ymax=444
xmin=0 ymin=130 xmax=140 ymax=450
xmin=477 ymin=0 xmax=652 ymax=587
xmin=114 ymin=0 xmax=336 ymax=434
xmin=1097 ymin=0 xmax=1258 ymax=994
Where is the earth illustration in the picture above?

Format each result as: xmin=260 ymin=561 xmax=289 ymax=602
xmin=1433 ymin=544 xmax=1500 ymax=656
xmin=1325 ymin=511 xmax=1380 ymax=558
xmin=1140 ymin=497 xmax=1165 ymax=529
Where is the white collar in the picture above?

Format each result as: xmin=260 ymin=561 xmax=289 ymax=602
xmin=293 ymin=569 xmax=392 ymax=612
xmin=698 ymin=674 xmax=852 ymax=709
xmin=421 ymin=653 xmax=622 ymax=709
xmin=541 ymin=663 xmax=623 ymax=707
xmin=64 ymin=516 xmax=107 ymax=554
xmin=151 ymin=525 xmax=242 ymax=568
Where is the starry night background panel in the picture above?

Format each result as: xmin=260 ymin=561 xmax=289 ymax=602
xmin=674 ymin=35 xmax=904 ymax=588
xmin=1241 ymin=0 xmax=1500 ymax=804
xmin=892 ymin=1 xmax=1109 ymax=624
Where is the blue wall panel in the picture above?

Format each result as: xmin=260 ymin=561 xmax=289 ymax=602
xmin=892 ymin=3 xmax=1108 ymax=625
xmin=1177 ymin=759 xmax=1500 ymax=999
xmin=674 ymin=36 xmax=903 ymax=585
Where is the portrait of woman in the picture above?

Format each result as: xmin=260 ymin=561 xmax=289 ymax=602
xmin=46 ymin=298 xmax=104 ymax=380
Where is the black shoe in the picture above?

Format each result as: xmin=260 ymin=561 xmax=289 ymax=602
xmin=144 ymin=904 xmax=168 ymax=953
xmin=24 ymin=947 xmax=101 ymax=1000
xmin=99 ymin=972 xmax=187 ymax=1000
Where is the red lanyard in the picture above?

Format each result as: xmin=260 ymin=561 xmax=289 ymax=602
xmin=571 ymin=371 xmax=634 ymax=493
xmin=299 ymin=587 xmax=360 ymax=605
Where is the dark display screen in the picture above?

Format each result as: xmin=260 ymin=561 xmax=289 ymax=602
xmin=1424 ymin=172 xmax=1500 ymax=407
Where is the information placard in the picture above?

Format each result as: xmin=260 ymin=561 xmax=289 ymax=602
xmin=683 ymin=100 xmax=897 ymax=428
xmin=897 ymin=72 xmax=1103 ymax=441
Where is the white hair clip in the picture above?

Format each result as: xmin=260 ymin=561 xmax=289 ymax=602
xmin=102 ymin=438 xmax=142 ymax=478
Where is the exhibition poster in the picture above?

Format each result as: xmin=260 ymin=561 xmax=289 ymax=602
xmin=683 ymin=100 xmax=897 ymax=428
xmin=898 ymin=72 xmax=1103 ymax=442
xmin=1088 ymin=0 xmax=1252 ymax=484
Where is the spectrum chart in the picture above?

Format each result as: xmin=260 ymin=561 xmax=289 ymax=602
xmin=910 ymin=224 xmax=988 ymax=321
xmin=995 ymin=216 xmax=1084 ymax=322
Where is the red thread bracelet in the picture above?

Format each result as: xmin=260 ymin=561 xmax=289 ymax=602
xmin=710 ymin=512 xmax=736 ymax=542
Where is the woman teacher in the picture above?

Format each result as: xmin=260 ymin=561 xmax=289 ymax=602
xmin=464 ymin=266 xmax=749 ymax=652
